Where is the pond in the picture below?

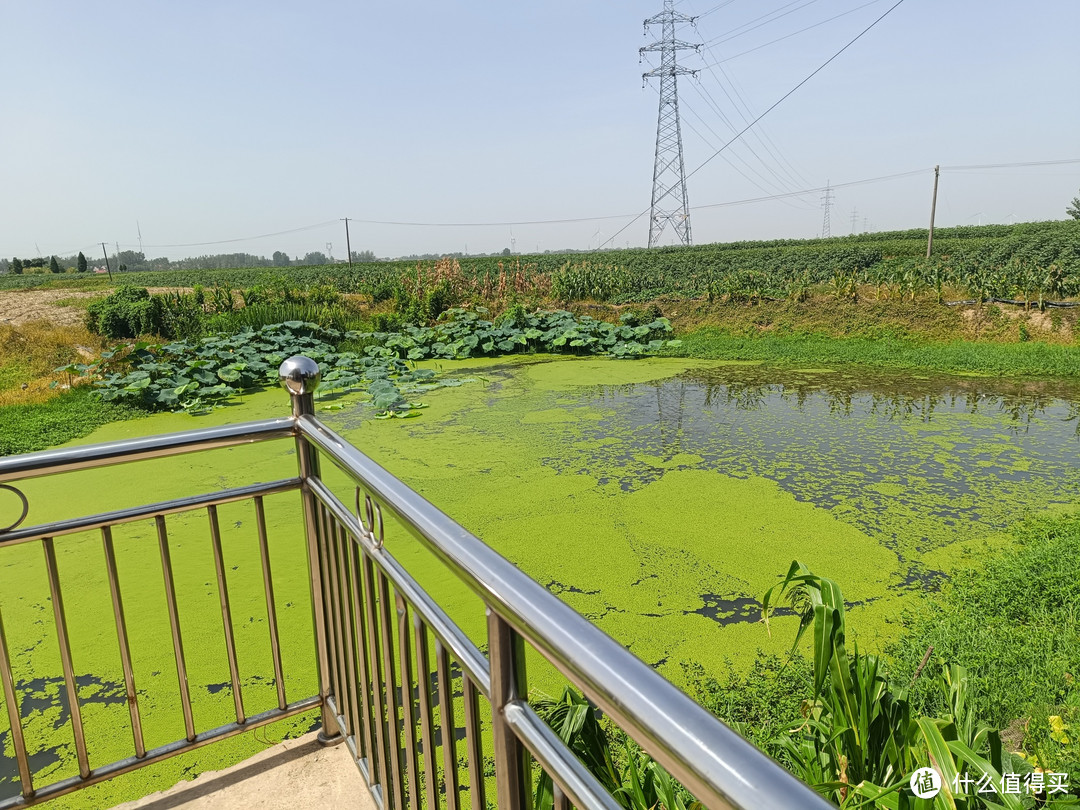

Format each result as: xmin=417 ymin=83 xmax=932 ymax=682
xmin=323 ymin=357 xmax=1080 ymax=677
xmin=4 ymin=355 xmax=1080 ymax=806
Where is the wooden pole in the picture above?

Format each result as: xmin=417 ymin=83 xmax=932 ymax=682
xmin=926 ymin=165 xmax=940 ymax=259
xmin=101 ymin=243 xmax=113 ymax=282
xmin=342 ymin=217 xmax=352 ymax=267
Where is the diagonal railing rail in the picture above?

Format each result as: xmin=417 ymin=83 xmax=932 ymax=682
xmin=0 ymin=356 xmax=831 ymax=810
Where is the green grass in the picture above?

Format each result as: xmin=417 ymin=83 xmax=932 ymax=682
xmin=890 ymin=515 xmax=1080 ymax=747
xmin=672 ymin=326 xmax=1080 ymax=377
xmin=0 ymin=387 xmax=144 ymax=456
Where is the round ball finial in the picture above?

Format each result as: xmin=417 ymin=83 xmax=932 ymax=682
xmin=279 ymin=356 xmax=321 ymax=396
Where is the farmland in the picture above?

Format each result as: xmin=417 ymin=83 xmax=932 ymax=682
xmin=3 ymin=220 xmax=1079 ymax=306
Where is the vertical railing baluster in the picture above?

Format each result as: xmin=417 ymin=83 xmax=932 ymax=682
xmin=488 ymin=610 xmax=531 ymax=810
xmin=321 ymin=506 xmax=348 ymax=733
xmin=553 ymin=785 xmax=571 ymax=810
xmin=396 ymin=595 xmax=421 ymax=810
xmin=0 ymin=601 xmax=34 ymax=798
xmin=333 ymin=522 xmax=359 ymax=744
xmin=377 ymin=570 xmax=405 ymax=810
xmin=414 ymin=617 xmax=439 ymax=810
xmin=253 ymin=496 xmax=287 ymax=710
xmin=283 ymin=357 xmax=339 ymax=744
xmin=436 ymin=640 xmax=460 ymax=810
xmin=42 ymin=536 xmax=90 ymax=779
xmin=361 ymin=550 xmax=391 ymax=798
xmin=208 ymin=505 xmax=245 ymax=725
xmin=101 ymin=525 xmax=145 ymax=757
xmin=347 ymin=537 xmax=375 ymax=769
xmin=462 ymin=676 xmax=485 ymax=810
xmin=157 ymin=515 xmax=196 ymax=742
xmin=315 ymin=505 xmax=342 ymax=724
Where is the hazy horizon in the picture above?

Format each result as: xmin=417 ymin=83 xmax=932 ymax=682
xmin=3 ymin=1 xmax=1078 ymax=263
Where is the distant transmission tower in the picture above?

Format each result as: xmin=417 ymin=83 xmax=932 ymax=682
xmin=821 ymin=181 xmax=834 ymax=238
xmin=641 ymin=1 xmax=699 ymax=248
xmin=850 ymin=208 xmax=858 ymax=235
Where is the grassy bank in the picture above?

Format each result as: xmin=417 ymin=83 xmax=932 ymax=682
xmin=0 ymin=387 xmax=143 ymax=456
xmin=673 ymin=328 xmax=1080 ymax=377
xmin=659 ymin=296 xmax=1080 ymax=377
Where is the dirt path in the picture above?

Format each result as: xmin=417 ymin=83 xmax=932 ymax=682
xmin=0 ymin=287 xmax=182 ymax=327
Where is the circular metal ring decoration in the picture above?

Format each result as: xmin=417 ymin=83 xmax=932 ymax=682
xmin=0 ymin=484 xmax=29 ymax=534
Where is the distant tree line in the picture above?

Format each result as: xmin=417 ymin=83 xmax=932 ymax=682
xmin=0 ymin=243 xmax=616 ymax=276
xmin=1 ymin=248 xmax=385 ymax=274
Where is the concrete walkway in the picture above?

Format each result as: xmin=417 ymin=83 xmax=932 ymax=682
xmin=112 ymin=733 xmax=377 ymax=810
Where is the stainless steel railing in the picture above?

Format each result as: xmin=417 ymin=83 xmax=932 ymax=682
xmin=0 ymin=356 xmax=831 ymax=810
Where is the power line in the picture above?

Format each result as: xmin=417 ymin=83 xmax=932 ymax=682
xmin=693 ymin=1 xmax=740 ymax=21
xmin=942 ymin=158 xmax=1080 ymax=171
xmin=704 ymin=0 xmax=822 ymax=46
xmin=601 ymin=0 xmax=909 ymax=248
xmin=133 ymin=220 xmax=339 ymax=249
xmin=6 ymin=158 xmax=1076 ymax=258
xmin=699 ymin=0 xmax=888 ymax=68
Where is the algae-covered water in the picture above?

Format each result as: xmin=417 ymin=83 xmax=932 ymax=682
xmin=3 ymin=355 xmax=1080 ymax=806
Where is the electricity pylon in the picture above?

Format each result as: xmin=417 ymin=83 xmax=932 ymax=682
xmin=821 ymin=181 xmax=834 ymax=238
xmin=641 ymin=1 xmax=699 ymax=248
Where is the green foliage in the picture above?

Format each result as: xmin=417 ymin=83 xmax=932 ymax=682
xmin=672 ymin=327 xmax=1080 ymax=377
xmin=11 ymin=257 xmax=22 ymax=275
xmin=48 ymin=256 xmax=61 ymax=274
xmin=681 ymin=653 xmax=813 ymax=765
xmin=77 ymin=251 xmax=87 ymax=273
xmin=758 ymin=562 xmax=1080 ymax=808
xmin=532 ymin=688 xmax=702 ymax=810
xmin=1067 ymin=193 xmax=1079 ymax=221
xmin=5 ymin=222 xmax=1078 ymax=304
xmin=85 ymin=286 xmax=163 ymax=338
xmin=0 ymin=387 xmax=141 ymax=456
xmin=71 ymin=309 xmax=678 ymax=416
xmin=890 ymin=515 xmax=1080 ymax=769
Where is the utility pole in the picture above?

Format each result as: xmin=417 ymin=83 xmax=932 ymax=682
xmin=642 ymin=1 xmax=699 ymax=248
xmin=821 ymin=181 xmax=834 ymax=238
xmin=342 ymin=218 xmax=352 ymax=267
xmin=926 ymin=164 xmax=940 ymax=259
xmin=100 ymin=243 xmax=113 ymax=282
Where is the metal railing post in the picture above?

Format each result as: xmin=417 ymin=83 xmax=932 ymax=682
xmin=280 ymin=356 xmax=341 ymax=746
xmin=488 ymin=609 xmax=533 ymax=810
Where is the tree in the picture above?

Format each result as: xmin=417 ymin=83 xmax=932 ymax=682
xmin=1068 ymin=190 xmax=1080 ymax=220
xmin=502 ymin=247 xmax=511 ymax=256
xmin=49 ymin=256 xmax=61 ymax=274
xmin=272 ymin=250 xmax=291 ymax=267
xmin=350 ymin=249 xmax=377 ymax=263
xmin=302 ymin=251 xmax=328 ymax=266
xmin=11 ymin=257 xmax=23 ymax=275
xmin=77 ymin=252 xmax=87 ymax=273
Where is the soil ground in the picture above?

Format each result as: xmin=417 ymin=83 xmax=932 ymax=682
xmin=0 ymin=288 xmax=181 ymax=327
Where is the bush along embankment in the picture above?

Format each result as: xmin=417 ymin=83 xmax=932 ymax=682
xmin=540 ymin=559 xmax=1080 ymax=808
xmin=62 ymin=307 xmax=681 ymax=418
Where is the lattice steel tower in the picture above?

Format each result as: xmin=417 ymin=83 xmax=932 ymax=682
xmin=641 ymin=1 xmax=699 ymax=248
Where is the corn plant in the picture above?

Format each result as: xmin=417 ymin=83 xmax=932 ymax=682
xmin=761 ymin=562 xmax=1061 ymax=809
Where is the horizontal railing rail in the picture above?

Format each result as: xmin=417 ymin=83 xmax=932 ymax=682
xmin=0 ymin=356 xmax=832 ymax=810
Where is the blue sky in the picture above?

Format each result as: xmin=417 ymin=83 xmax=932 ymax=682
xmin=2 ymin=0 xmax=1078 ymax=261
